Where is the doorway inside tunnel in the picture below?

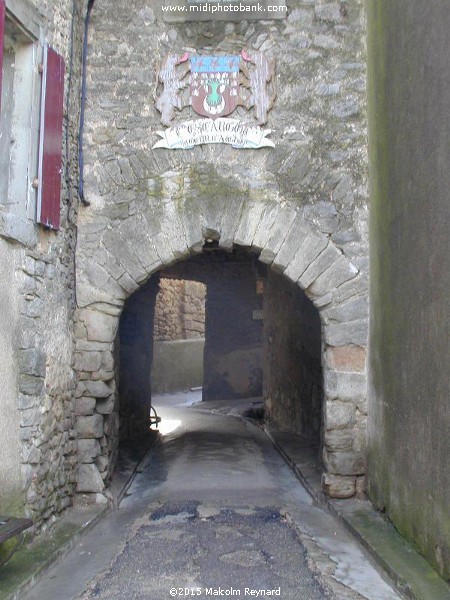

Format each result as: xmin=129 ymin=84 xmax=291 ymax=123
xmin=116 ymin=246 xmax=323 ymax=454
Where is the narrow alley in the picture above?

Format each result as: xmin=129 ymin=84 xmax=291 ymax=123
xmin=21 ymin=393 xmax=400 ymax=600
xmin=1 ymin=0 xmax=450 ymax=596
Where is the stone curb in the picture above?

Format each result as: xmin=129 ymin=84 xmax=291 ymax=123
xmin=261 ymin=424 xmax=450 ymax=600
xmin=260 ymin=424 xmax=321 ymax=503
xmin=109 ymin=432 xmax=162 ymax=508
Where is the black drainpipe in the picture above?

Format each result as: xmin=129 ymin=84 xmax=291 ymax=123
xmin=78 ymin=0 xmax=95 ymax=206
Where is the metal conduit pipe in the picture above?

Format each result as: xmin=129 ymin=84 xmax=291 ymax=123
xmin=78 ymin=0 xmax=95 ymax=206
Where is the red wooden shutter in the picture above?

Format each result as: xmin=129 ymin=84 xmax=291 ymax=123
xmin=37 ymin=44 xmax=65 ymax=230
xmin=0 ymin=0 xmax=5 ymax=113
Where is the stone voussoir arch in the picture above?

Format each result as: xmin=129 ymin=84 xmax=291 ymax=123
xmin=74 ymin=194 xmax=368 ymax=500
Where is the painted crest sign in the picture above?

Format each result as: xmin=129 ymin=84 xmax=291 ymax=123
xmin=190 ymin=55 xmax=240 ymax=119
xmin=153 ymin=49 xmax=276 ymax=149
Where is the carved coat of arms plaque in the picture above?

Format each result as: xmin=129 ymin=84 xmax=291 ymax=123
xmin=153 ymin=49 xmax=276 ymax=149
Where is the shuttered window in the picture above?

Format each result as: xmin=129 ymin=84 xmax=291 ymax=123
xmin=1 ymin=5 xmax=65 ymax=233
xmin=37 ymin=45 xmax=65 ymax=230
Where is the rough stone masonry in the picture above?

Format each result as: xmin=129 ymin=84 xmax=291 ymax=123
xmin=154 ymin=278 xmax=206 ymax=342
xmin=0 ymin=0 xmax=84 ymax=524
xmin=73 ymin=0 xmax=368 ymax=501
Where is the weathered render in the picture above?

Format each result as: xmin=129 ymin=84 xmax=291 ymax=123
xmin=366 ymin=0 xmax=450 ymax=579
xmin=74 ymin=0 xmax=369 ymax=500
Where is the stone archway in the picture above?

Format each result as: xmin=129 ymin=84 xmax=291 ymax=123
xmin=74 ymin=0 xmax=369 ymax=503
xmin=74 ymin=175 xmax=368 ymax=501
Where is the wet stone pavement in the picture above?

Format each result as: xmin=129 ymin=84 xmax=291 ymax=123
xmin=22 ymin=392 xmax=401 ymax=600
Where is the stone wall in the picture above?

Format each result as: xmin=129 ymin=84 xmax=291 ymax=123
xmin=74 ymin=0 xmax=369 ymax=498
xmin=203 ymin=252 xmax=264 ymax=401
xmin=263 ymin=270 xmax=322 ymax=440
xmin=154 ymin=278 xmax=206 ymax=342
xmin=0 ymin=0 xmax=84 ymax=523
xmin=367 ymin=0 xmax=450 ymax=579
xmin=151 ymin=339 xmax=205 ymax=394
xmin=118 ymin=277 xmax=159 ymax=442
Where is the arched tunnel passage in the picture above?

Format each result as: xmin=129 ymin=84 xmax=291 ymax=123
xmin=117 ymin=246 xmax=323 ymax=464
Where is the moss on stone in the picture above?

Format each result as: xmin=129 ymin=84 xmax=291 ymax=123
xmin=349 ymin=509 xmax=450 ymax=599
xmin=0 ymin=522 xmax=79 ymax=600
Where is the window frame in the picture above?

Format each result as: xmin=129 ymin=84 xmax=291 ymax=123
xmin=0 ymin=0 xmax=67 ymax=241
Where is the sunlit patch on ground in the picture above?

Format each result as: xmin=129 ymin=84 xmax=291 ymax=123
xmin=154 ymin=419 xmax=182 ymax=436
